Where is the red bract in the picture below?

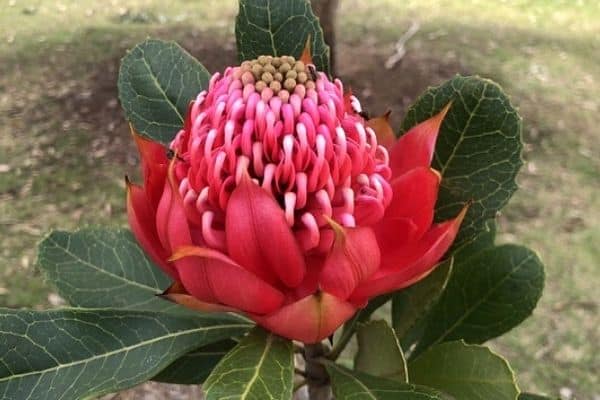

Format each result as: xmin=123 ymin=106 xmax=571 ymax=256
xmin=127 ymin=55 xmax=466 ymax=343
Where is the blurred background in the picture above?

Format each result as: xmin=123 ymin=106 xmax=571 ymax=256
xmin=0 ymin=0 xmax=598 ymax=398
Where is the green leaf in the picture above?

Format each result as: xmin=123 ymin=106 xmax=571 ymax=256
xmin=37 ymin=228 xmax=180 ymax=313
xmin=0 ymin=308 xmax=250 ymax=400
xmin=235 ymin=0 xmax=330 ymax=74
xmin=392 ymin=258 xmax=453 ymax=350
xmin=409 ymin=341 xmax=519 ymax=400
xmin=153 ymin=339 xmax=236 ymax=384
xmin=400 ymin=75 xmax=523 ymax=249
xmin=203 ymin=327 xmax=294 ymax=400
xmin=355 ymin=320 xmax=408 ymax=382
xmin=118 ymin=38 xmax=210 ymax=143
xmin=413 ymin=245 xmax=544 ymax=355
xmin=452 ymin=219 xmax=496 ymax=260
xmin=38 ymin=228 xmax=245 ymax=386
xmin=325 ymin=362 xmax=448 ymax=400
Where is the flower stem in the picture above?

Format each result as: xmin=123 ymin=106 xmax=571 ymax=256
xmin=304 ymin=343 xmax=333 ymax=400
xmin=325 ymin=316 xmax=358 ymax=361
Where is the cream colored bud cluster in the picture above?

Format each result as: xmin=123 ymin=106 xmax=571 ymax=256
xmin=236 ymin=55 xmax=316 ymax=102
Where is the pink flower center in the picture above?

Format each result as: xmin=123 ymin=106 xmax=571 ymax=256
xmin=170 ymin=57 xmax=392 ymax=254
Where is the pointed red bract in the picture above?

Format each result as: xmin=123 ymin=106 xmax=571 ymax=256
xmin=225 ymin=175 xmax=306 ymax=287
xmin=389 ymin=103 xmax=451 ymax=177
xmin=343 ymin=89 xmax=354 ymax=113
xmin=367 ymin=110 xmax=395 ymax=149
xmin=131 ymin=127 xmax=168 ymax=207
xmin=300 ymin=35 xmax=313 ymax=66
xmin=160 ymin=281 xmax=238 ymax=313
xmin=319 ymin=223 xmax=380 ymax=300
xmin=252 ymin=292 xmax=357 ymax=343
xmin=376 ymin=167 xmax=441 ymax=249
xmin=155 ymin=160 xmax=193 ymax=254
xmin=350 ymin=205 xmax=468 ymax=302
xmin=171 ymin=246 xmax=285 ymax=315
xmin=126 ymin=180 xmax=178 ymax=279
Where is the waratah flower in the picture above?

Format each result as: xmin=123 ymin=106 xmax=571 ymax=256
xmin=127 ymin=54 xmax=467 ymax=343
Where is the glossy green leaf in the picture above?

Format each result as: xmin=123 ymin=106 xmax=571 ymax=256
xmin=355 ymin=320 xmax=408 ymax=382
xmin=392 ymin=258 xmax=453 ymax=350
xmin=38 ymin=228 xmax=246 ymax=386
xmin=203 ymin=327 xmax=294 ymax=400
xmin=153 ymin=339 xmax=237 ymax=384
xmin=235 ymin=0 xmax=330 ymax=74
xmin=37 ymin=228 xmax=180 ymax=313
xmin=118 ymin=38 xmax=210 ymax=143
xmin=452 ymin=220 xmax=496 ymax=260
xmin=396 ymin=223 xmax=495 ymax=353
xmin=413 ymin=245 xmax=544 ymax=356
xmin=410 ymin=341 xmax=518 ymax=400
xmin=400 ymin=75 xmax=523 ymax=249
xmin=0 ymin=308 xmax=250 ymax=400
xmin=326 ymin=362 xmax=448 ymax=400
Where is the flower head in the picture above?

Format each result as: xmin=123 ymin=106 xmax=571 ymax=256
xmin=127 ymin=56 xmax=466 ymax=343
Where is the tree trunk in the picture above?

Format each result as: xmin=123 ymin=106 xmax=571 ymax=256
xmin=311 ymin=0 xmax=339 ymax=75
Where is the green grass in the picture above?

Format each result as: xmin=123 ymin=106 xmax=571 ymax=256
xmin=1 ymin=0 xmax=598 ymax=397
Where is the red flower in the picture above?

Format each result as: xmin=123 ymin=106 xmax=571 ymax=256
xmin=127 ymin=56 xmax=466 ymax=343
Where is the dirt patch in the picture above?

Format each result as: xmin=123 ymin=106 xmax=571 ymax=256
xmin=48 ymin=35 xmax=464 ymax=166
xmin=336 ymin=40 xmax=466 ymax=128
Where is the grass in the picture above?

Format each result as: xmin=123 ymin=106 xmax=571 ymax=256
xmin=1 ymin=0 xmax=598 ymax=398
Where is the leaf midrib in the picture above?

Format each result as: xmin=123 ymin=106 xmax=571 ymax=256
xmin=239 ymin=333 xmax=274 ymax=399
xmin=329 ymin=364 xmax=377 ymax=400
xmin=44 ymin=235 xmax=161 ymax=293
xmin=428 ymin=252 xmax=534 ymax=347
xmin=139 ymin=46 xmax=184 ymax=123
xmin=438 ymin=82 xmax=487 ymax=177
xmin=0 ymin=323 xmax=249 ymax=382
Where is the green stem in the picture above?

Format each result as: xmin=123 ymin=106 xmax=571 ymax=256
xmin=304 ymin=343 xmax=333 ymax=400
xmin=326 ymin=316 xmax=358 ymax=360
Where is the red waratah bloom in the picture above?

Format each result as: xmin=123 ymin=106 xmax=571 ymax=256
xmin=127 ymin=54 xmax=466 ymax=343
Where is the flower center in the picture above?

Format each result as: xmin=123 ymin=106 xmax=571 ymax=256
xmin=238 ymin=55 xmax=316 ymax=101
xmin=170 ymin=57 xmax=392 ymax=254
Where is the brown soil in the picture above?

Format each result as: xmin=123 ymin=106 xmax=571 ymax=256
xmin=54 ymin=34 xmax=464 ymax=165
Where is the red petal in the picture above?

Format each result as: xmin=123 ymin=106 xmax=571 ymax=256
xmin=376 ymin=167 xmax=441 ymax=250
xmin=226 ymin=175 xmax=305 ymax=287
xmin=126 ymin=180 xmax=177 ymax=280
xmin=367 ymin=110 xmax=395 ymax=149
xmin=389 ymin=103 xmax=451 ymax=177
xmin=171 ymin=246 xmax=285 ymax=315
xmin=350 ymin=205 xmax=467 ymax=302
xmin=252 ymin=292 xmax=357 ymax=343
xmin=319 ymin=222 xmax=380 ymax=300
xmin=131 ymin=126 xmax=168 ymax=207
